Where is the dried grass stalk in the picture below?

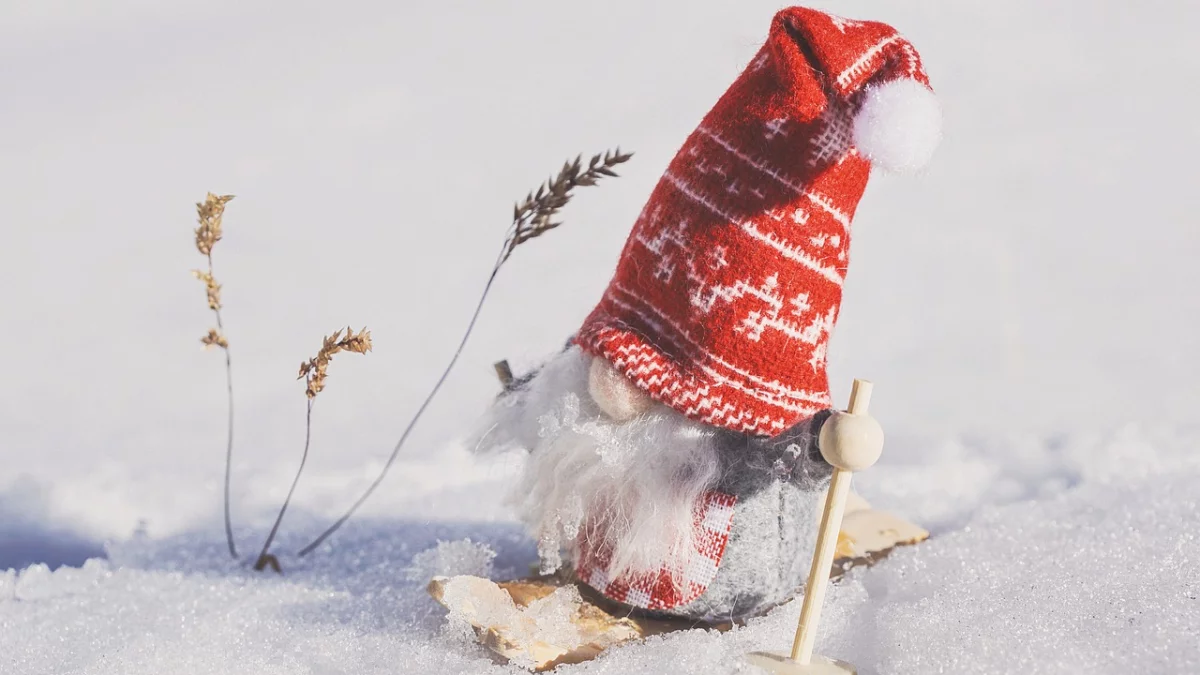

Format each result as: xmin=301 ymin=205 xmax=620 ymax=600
xmin=254 ymin=327 xmax=372 ymax=572
xmin=193 ymin=192 xmax=239 ymax=560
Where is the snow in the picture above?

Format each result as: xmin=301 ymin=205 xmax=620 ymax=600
xmin=2 ymin=0 xmax=1199 ymax=673
xmin=405 ymin=540 xmax=498 ymax=583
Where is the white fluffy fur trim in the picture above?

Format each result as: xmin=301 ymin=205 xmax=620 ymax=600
xmin=853 ymin=78 xmax=942 ymax=173
xmin=470 ymin=347 xmax=724 ymax=580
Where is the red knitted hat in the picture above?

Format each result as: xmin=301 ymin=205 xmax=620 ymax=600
xmin=576 ymin=6 xmax=940 ymax=437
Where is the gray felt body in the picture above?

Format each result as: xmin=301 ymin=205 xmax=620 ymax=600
xmin=671 ymin=477 xmax=824 ymax=622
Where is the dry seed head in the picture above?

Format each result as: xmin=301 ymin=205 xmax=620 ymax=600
xmin=298 ymin=327 xmax=373 ymax=399
xmin=201 ymin=328 xmax=229 ymax=350
xmin=192 ymin=269 xmax=223 ymax=310
xmin=505 ymin=148 xmax=632 ymax=262
xmin=195 ymin=193 xmax=234 ymax=256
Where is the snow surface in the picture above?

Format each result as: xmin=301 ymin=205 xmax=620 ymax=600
xmin=2 ymin=0 xmax=1199 ymax=673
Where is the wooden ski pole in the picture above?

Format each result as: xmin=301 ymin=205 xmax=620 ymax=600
xmin=746 ymin=378 xmax=884 ymax=675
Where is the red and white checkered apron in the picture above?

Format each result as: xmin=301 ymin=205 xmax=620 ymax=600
xmin=574 ymin=491 xmax=739 ymax=611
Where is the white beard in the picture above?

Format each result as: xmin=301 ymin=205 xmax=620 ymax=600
xmin=470 ymin=346 xmax=725 ymax=580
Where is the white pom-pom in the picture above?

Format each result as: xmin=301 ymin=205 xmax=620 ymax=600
xmin=852 ymin=78 xmax=942 ymax=173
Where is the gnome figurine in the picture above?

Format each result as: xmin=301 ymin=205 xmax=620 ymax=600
xmin=473 ymin=6 xmax=940 ymax=622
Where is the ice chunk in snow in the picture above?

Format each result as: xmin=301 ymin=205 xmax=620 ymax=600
xmin=438 ymin=577 xmax=584 ymax=647
xmin=404 ymin=539 xmax=496 ymax=582
xmin=521 ymin=584 xmax=585 ymax=650
xmin=438 ymin=574 xmax=522 ymax=638
xmin=436 ymin=575 xmax=586 ymax=670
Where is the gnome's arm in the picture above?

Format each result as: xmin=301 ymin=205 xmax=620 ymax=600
xmin=684 ymin=412 xmax=834 ymax=496
xmin=756 ymin=411 xmax=835 ymax=489
xmin=713 ymin=412 xmax=834 ymax=493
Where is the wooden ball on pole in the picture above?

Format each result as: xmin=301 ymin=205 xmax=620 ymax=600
xmin=745 ymin=379 xmax=884 ymax=675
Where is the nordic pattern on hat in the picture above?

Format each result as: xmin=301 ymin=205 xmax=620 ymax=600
xmin=576 ymin=6 xmax=932 ymax=437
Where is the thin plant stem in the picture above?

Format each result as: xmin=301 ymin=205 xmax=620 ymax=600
xmin=193 ymin=193 xmax=238 ymax=560
xmin=297 ymin=251 xmax=504 ymax=557
xmin=221 ymin=334 xmax=236 ymax=559
xmin=255 ymin=400 xmax=315 ymax=571
xmin=207 ymin=252 xmax=238 ymax=561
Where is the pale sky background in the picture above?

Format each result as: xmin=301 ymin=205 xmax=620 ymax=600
xmin=1 ymin=0 xmax=1197 ymax=537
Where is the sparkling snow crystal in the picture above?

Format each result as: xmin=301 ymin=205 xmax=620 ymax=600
xmin=404 ymin=539 xmax=497 ymax=582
